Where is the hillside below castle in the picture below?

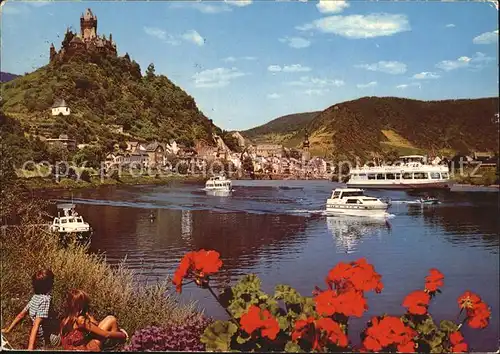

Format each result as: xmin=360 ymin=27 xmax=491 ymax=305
xmin=1 ymin=8 xmax=219 ymax=148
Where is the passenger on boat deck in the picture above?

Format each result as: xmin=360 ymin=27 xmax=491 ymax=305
xmin=60 ymin=289 xmax=128 ymax=351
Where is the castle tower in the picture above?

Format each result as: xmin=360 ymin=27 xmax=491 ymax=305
xmin=49 ymin=43 xmax=56 ymax=61
xmin=80 ymin=8 xmax=97 ymax=41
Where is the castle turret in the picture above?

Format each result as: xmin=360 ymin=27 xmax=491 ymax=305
xmin=80 ymin=8 xmax=97 ymax=41
xmin=49 ymin=43 xmax=56 ymax=61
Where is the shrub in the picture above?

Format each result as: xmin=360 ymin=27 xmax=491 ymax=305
xmin=170 ymin=250 xmax=492 ymax=353
xmin=124 ymin=315 xmax=213 ymax=352
xmin=1 ymin=198 xmax=200 ymax=349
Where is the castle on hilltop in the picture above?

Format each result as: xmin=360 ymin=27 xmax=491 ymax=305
xmin=50 ymin=8 xmax=117 ymax=62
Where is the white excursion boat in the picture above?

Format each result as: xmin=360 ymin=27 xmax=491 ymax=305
xmin=346 ymin=155 xmax=451 ymax=190
xmin=326 ymin=188 xmax=390 ymax=217
xmin=205 ymin=175 xmax=232 ymax=192
xmin=50 ymin=203 xmax=92 ymax=238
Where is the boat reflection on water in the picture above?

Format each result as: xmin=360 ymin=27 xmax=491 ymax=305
xmin=326 ymin=215 xmax=392 ymax=254
xmin=205 ymin=189 xmax=233 ymax=197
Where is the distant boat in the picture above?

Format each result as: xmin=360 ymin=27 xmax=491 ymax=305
xmin=50 ymin=203 xmax=92 ymax=241
xmin=346 ymin=155 xmax=451 ymax=190
xmin=326 ymin=188 xmax=390 ymax=217
xmin=205 ymin=175 xmax=232 ymax=192
xmin=417 ymin=196 xmax=439 ymax=205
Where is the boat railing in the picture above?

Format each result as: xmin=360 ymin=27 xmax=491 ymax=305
xmin=351 ymin=164 xmax=448 ymax=172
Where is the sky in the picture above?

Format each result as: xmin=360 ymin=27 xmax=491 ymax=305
xmin=1 ymin=0 xmax=498 ymax=131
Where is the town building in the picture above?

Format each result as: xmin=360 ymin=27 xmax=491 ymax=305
xmin=45 ymin=134 xmax=77 ymax=151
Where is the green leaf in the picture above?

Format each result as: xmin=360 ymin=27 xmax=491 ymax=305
xmin=417 ymin=317 xmax=437 ymax=336
xmin=201 ymin=320 xmax=238 ymax=352
xmin=285 ymin=341 xmax=303 ymax=353
xmin=439 ymin=320 xmax=459 ymax=333
xmin=236 ymin=335 xmax=250 ymax=345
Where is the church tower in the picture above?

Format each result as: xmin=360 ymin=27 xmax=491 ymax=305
xmin=302 ymin=129 xmax=311 ymax=162
xmin=80 ymin=8 xmax=97 ymax=41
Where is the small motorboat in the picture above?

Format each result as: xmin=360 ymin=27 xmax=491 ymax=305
xmin=50 ymin=203 xmax=92 ymax=242
xmin=417 ymin=196 xmax=440 ymax=205
xmin=326 ymin=188 xmax=390 ymax=217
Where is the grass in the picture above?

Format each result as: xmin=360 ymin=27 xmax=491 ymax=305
xmin=1 ymin=209 xmax=201 ymax=350
xmin=451 ymin=166 xmax=498 ymax=186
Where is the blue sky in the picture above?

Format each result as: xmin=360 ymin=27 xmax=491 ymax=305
xmin=1 ymin=0 xmax=498 ymax=130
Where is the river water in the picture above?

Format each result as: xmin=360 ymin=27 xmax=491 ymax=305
xmin=47 ymin=180 xmax=499 ymax=351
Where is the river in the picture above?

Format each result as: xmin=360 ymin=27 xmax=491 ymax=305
xmin=46 ymin=180 xmax=499 ymax=351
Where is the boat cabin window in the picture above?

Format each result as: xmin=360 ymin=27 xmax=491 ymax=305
xmin=442 ymin=172 xmax=449 ymax=179
xmin=76 ymin=217 xmax=83 ymax=222
xmin=341 ymin=191 xmax=364 ymax=197
xmin=413 ymin=172 xmax=428 ymax=179
xmin=61 ymin=219 xmax=67 ymax=224
xmin=386 ymin=173 xmax=395 ymax=180
xmin=68 ymin=218 xmax=75 ymax=223
xmin=430 ymin=172 xmax=441 ymax=179
xmin=54 ymin=219 xmax=59 ymax=224
xmin=363 ymin=198 xmax=377 ymax=201
xmin=346 ymin=199 xmax=358 ymax=204
xmin=332 ymin=191 xmax=341 ymax=199
xmin=402 ymin=173 xmax=413 ymax=179
xmin=376 ymin=174 xmax=385 ymax=180
xmin=367 ymin=174 xmax=376 ymax=180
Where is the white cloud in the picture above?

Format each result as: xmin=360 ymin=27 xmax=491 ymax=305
xmin=182 ymin=30 xmax=205 ymax=46
xmin=268 ymin=64 xmax=312 ymax=73
xmin=267 ymin=93 xmax=282 ymax=99
xmin=144 ymin=27 xmax=205 ymax=46
xmin=268 ymin=65 xmax=282 ymax=72
xmin=357 ymin=81 xmax=378 ymax=88
xmin=223 ymin=56 xmax=256 ymax=62
xmin=435 ymin=52 xmax=494 ymax=71
xmin=279 ymin=36 xmax=311 ymax=49
xmin=170 ymin=2 xmax=232 ymax=14
xmin=144 ymin=27 xmax=167 ymax=40
xmin=316 ymin=0 xmax=349 ymax=14
xmin=396 ymin=82 xmax=421 ymax=90
xmin=288 ymin=76 xmax=345 ymax=88
xmin=284 ymin=64 xmax=311 ymax=72
xmin=473 ymin=30 xmax=499 ymax=44
xmin=297 ymin=13 xmax=410 ymax=39
xmin=303 ymin=89 xmax=330 ymax=96
xmin=192 ymin=67 xmax=247 ymax=88
xmin=445 ymin=23 xmax=456 ymax=28
xmin=412 ymin=72 xmax=441 ymax=80
xmin=355 ymin=61 xmax=407 ymax=75
xmin=224 ymin=0 xmax=253 ymax=7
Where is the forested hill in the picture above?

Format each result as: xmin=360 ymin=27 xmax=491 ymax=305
xmin=243 ymin=96 xmax=499 ymax=158
xmin=242 ymin=111 xmax=319 ymax=144
xmin=1 ymin=51 xmax=217 ymax=147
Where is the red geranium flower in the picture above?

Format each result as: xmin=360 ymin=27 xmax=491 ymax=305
xmin=363 ymin=316 xmax=416 ymax=353
xmin=457 ymin=291 xmax=482 ymax=309
xmin=240 ymin=305 xmax=280 ymax=340
xmin=326 ymin=258 xmax=383 ymax=294
xmin=402 ymin=290 xmax=430 ymax=315
xmin=425 ymin=268 xmax=444 ymax=292
xmin=457 ymin=291 xmax=491 ymax=329
xmin=467 ymin=302 xmax=491 ymax=329
xmin=292 ymin=317 xmax=348 ymax=350
xmin=314 ymin=288 xmax=368 ymax=318
xmin=172 ymin=249 xmax=222 ymax=293
xmin=449 ymin=331 xmax=468 ymax=353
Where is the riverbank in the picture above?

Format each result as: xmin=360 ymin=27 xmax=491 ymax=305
xmin=20 ymin=173 xmax=206 ymax=191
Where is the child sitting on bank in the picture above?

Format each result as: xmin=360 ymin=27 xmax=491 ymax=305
xmin=60 ymin=289 xmax=128 ymax=351
xmin=1 ymin=269 xmax=60 ymax=350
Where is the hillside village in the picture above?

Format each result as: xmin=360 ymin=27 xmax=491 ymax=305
xmin=1 ymin=8 xmax=498 ymax=183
